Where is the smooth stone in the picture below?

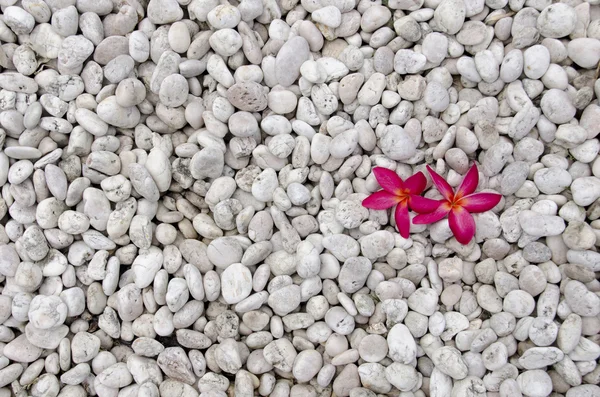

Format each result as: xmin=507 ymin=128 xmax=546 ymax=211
xmin=220 ymin=263 xmax=252 ymax=304
xmin=275 ymin=36 xmax=310 ymax=87
xmin=568 ymin=38 xmax=600 ymax=69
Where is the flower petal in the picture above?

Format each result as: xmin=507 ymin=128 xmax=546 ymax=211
xmin=373 ymin=167 xmax=404 ymax=194
xmin=362 ymin=191 xmax=400 ymax=209
xmin=426 ymin=165 xmax=454 ymax=201
xmin=395 ymin=202 xmax=410 ymax=239
xmin=404 ymin=171 xmax=427 ymax=194
xmin=412 ymin=202 xmax=451 ymax=224
xmin=449 ymin=206 xmax=476 ymax=245
xmin=459 ymin=192 xmax=502 ymax=213
xmin=408 ymin=195 xmax=443 ymax=213
xmin=455 ymin=163 xmax=479 ymax=199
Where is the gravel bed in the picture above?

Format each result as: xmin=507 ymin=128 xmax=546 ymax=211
xmin=0 ymin=0 xmax=599 ymax=396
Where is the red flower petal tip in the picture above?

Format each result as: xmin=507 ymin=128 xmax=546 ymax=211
xmin=459 ymin=192 xmax=502 ymax=213
xmin=362 ymin=191 xmax=399 ymax=210
xmin=372 ymin=167 xmax=404 ymax=194
xmin=449 ymin=206 xmax=476 ymax=244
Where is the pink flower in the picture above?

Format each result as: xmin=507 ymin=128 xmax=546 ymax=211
xmin=413 ymin=164 xmax=502 ymax=245
xmin=362 ymin=167 xmax=441 ymax=238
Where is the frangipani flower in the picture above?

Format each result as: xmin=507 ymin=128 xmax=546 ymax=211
xmin=362 ymin=167 xmax=441 ymax=238
xmin=413 ymin=164 xmax=502 ymax=245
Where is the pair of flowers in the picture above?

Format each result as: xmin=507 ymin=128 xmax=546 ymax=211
xmin=362 ymin=164 xmax=501 ymax=244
